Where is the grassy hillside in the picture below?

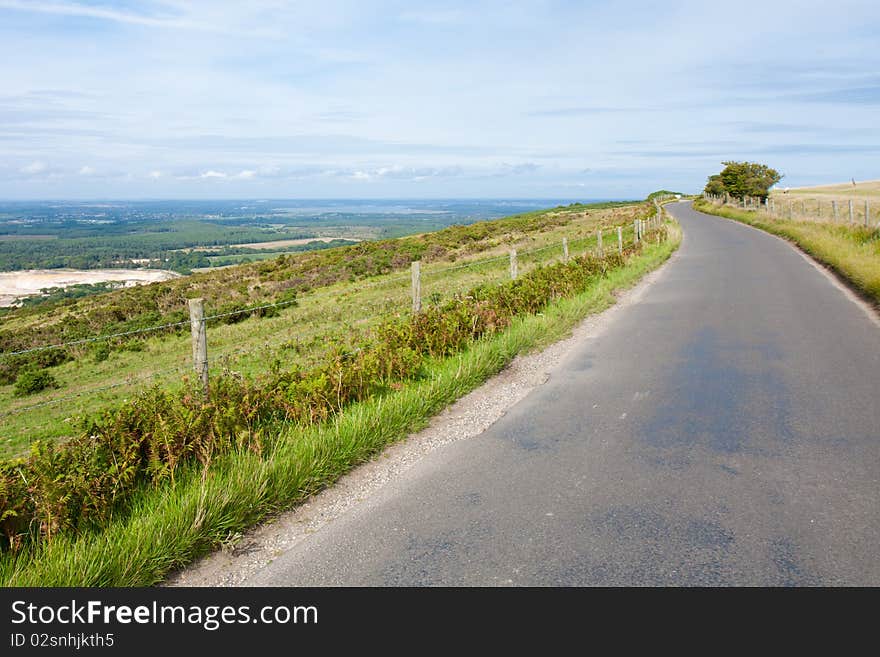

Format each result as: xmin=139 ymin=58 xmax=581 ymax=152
xmin=0 ymin=201 xmax=652 ymax=458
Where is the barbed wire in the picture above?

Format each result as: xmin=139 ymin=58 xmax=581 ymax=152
xmin=203 ymin=298 xmax=300 ymax=323
xmin=0 ymin=318 xmax=192 ymax=359
xmin=0 ymin=222 xmax=642 ymax=360
xmin=0 ymin=218 xmax=662 ymax=425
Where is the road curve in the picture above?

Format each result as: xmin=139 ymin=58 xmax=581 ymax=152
xmin=248 ymin=201 xmax=880 ymax=586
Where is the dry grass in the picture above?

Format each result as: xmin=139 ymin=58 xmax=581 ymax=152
xmin=740 ymin=179 xmax=880 ymax=226
xmin=771 ymin=179 xmax=880 ymax=208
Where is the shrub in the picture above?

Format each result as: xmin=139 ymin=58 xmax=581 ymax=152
xmin=0 ymin=348 xmax=70 ymax=386
xmin=92 ymin=342 xmax=111 ymax=363
xmin=13 ymin=368 xmax=60 ymax=397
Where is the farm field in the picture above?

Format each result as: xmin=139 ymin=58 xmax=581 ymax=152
xmin=773 ymin=179 xmax=880 ymax=201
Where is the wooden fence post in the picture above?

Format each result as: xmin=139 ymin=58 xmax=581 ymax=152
xmin=562 ymin=237 xmax=569 ymax=263
xmin=832 ymin=200 xmax=838 ymax=221
xmin=865 ymin=200 xmax=870 ymax=227
xmin=411 ymin=261 xmax=421 ymax=313
xmin=849 ymin=200 xmax=854 ymax=223
xmin=597 ymin=230 xmax=603 ymax=257
xmin=188 ymin=298 xmax=208 ymax=394
xmin=633 ymin=220 xmax=640 ymax=244
xmin=510 ymin=249 xmax=518 ymax=280
xmin=617 ymin=226 xmax=623 ymax=255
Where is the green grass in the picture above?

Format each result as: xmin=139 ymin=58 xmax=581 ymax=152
xmin=0 ymin=222 xmax=679 ymax=586
xmin=0 ymin=204 xmax=647 ymax=458
xmin=694 ymin=198 xmax=880 ymax=305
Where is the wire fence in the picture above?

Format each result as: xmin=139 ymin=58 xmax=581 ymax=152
xmin=0 ymin=234 xmax=614 ymax=360
xmin=703 ymin=193 xmax=880 ymax=229
xmin=0 ymin=214 xmax=659 ymax=430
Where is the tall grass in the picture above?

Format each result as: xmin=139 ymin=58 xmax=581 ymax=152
xmin=0 ymin=226 xmax=679 ymax=586
xmin=694 ymin=199 xmax=880 ymax=305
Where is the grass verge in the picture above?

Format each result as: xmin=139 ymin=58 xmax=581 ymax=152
xmin=0 ymin=223 xmax=679 ymax=586
xmin=693 ymin=199 xmax=880 ymax=306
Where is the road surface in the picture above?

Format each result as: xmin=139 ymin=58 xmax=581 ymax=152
xmin=247 ymin=201 xmax=880 ymax=586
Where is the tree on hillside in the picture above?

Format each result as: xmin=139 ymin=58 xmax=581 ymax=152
xmin=703 ymin=161 xmax=782 ymax=201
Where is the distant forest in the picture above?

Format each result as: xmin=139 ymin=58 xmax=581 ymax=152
xmin=0 ymin=199 xmax=604 ymax=273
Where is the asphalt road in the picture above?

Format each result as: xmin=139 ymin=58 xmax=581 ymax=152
xmin=249 ymin=201 xmax=880 ymax=586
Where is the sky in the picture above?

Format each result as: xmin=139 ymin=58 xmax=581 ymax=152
xmin=0 ymin=0 xmax=878 ymax=199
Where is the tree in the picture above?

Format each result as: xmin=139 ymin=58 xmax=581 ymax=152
xmin=704 ymin=174 xmax=725 ymax=196
xmin=703 ymin=161 xmax=782 ymax=200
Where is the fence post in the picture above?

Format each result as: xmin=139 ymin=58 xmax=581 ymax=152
xmin=633 ymin=220 xmax=640 ymax=244
xmin=617 ymin=226 xmax=623 ymax=255
xmin=832 ymin=200 xmax=838 ymax=221
xmin=788 ymin=202 xmax=793 ymax=219
xmin=509 ymin=249 xmax=518 ymax=280
xmin=801 ymin=200 xmax=806 ymax=216
xmin=562 ymin=237 xmax=569 ymax=263
xmin=597 ymin=230 xmax=603 ymax=257
xmin=866 ymin=200 xmax=870 ymax=227
xmin=848 ymin=200 xmax=854 ymax=223
xmin=188 ymin=298 xmax=208 ymax=394
xmin=411 ymin=261 xmax=421 ymax=313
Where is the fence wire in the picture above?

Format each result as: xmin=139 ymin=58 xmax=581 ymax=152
xmin=1 ymin=238 xmax=585 ymax=359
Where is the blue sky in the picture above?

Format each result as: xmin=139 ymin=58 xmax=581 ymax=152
xmin=0 ymin=0 xmax=878 ymax=199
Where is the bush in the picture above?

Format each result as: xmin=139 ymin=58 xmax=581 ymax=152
xmin=0 ymin=348 xmax=70 ymax=386
xmin=13 ymin=368 xmax=60 ymax=397
xmin=92 ymin=342 xmax=111 ymax=363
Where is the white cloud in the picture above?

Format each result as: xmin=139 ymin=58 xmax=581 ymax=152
xmin=20 ymin=161 xmax=48 ymax=175
xmin=0 ymin=0 xmax=213 ymax=31
xmin=2 ymin=1 xmax=879 ymax=197
xmin=78 ymin=165 xmax=95 ymax=175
